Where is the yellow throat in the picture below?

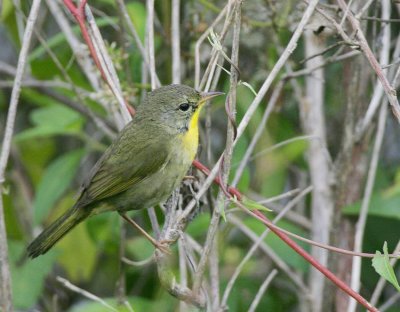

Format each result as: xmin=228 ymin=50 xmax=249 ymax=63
xmin=181 ymin=107 xmax=202 ymax=160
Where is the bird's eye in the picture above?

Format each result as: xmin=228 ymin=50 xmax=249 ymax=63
xmin=179 ymin=103 xmax=190 ymax=111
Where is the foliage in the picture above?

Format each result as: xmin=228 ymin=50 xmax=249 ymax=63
xmin=1 ymin=1 xmax=400 ymax=311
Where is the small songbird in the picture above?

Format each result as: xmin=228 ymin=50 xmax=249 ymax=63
xmin=27 ymin=84 xmax=223 ymax=258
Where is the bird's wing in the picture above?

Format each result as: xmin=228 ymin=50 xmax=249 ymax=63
xmin=76 ymin=125 xmax=170 ymax=206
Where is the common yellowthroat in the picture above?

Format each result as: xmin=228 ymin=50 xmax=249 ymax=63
xmin=27 ymin=84 xmax=222 ymax=258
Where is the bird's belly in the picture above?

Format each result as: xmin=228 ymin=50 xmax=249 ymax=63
xmin=111 ymin=151 xmax=194 ymax=212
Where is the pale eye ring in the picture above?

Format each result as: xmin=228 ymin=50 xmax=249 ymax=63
xmin=179 ymin=103 xmax=190 ymax=111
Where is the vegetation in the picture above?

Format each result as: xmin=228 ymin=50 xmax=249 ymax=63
xmin=1 ymin=1 xmax=400 ymax=311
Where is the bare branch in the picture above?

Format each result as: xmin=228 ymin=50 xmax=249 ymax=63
xmin=247 ymin=269 xmax=278 ymax=312
xmin=337 ymin=0 xmax=400 ymax=122
xmin=348 ymin=100 xmax=389 ymax=312
xmin=146 ymin=0 xmax=158 ymax=90
xmin=0 ymin=1 xmax=43 ymax=311
xmin=192 ymin=0 xmax=241 ymax=296
xmin=171 ymin=0 xmax=181 ymax=84
xmin=57 ymin=276 xmax=118 ymax=312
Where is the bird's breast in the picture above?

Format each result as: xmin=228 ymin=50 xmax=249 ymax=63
xmin=180 ymin=109 xmax=200 ymax=161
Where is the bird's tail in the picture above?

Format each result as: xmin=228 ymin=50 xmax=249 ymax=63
xmin=27 ymin=206 xmax=89 ymax=258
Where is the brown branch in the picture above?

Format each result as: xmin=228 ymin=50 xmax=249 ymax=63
xmin=336 ymin=0 xmax=400 ymax=122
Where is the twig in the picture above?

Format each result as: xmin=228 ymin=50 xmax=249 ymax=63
xmin=171 ymin=0 xmax=181 ymax=84
xmin=84 ymin=5 xmax=131 ymax=127
xmin=121 ymin=255 xmax=154 ymax=266
xmin=0 ymin=1 xmax=42 ymax=311
xmin=348 ymin=101 xmax=388 ymax=312
xmin=240 ymin=207 xmax=378 ymax=312
xmin=147 ymin=206 xmax=160 ymax=239
xmin=337 ymin=0 xmax=400 ymax=122
xmin=195 ymin=153 xmax=382 ymax=311
xmin=247 ymin=269 xmax=278 ymax=312
xmin=45 ymin=0 xmax=100 ymax=90
xmin=194 ymin=4 xmax=229 ymax=89
xmin=236 ymin=0 xmax=320 ymax=142
xmin=379 ymin=292 xmax=400 ymax=312
xmin=229 ymin=215 xmax=307 ymax=291
xmin=115 ymin=0 xmax=161 ymax=87
xmin=178 ymin=239 xmax=189 ymax=312
xmin=256 ymin=188 xmax=301 ymax=204
xmin=232 ymin=81 xmax=283 ymax=187
xmin=199 ymin=0 xmax=237 ymax=91
xmin=357 ymin=11 xmax=398 ymax=139
xmin=209 ymin=233 xmax=220 ymax=311
xmin=146 ymin=0 xmax=157 ymax=90
xmin=283 ymin=50 xmax=360 ymax=80
xmin=220 ymin=186 xmax=312 ymax=308
xmin=184 ymin=0 xmax=322 ymax=223
xmin=155 ymin=195 xmax=206 ymax=308
xmin=246 ymin=135 xmax=319 ymax=164
xmin=302 ymin=26 xmax=333 ymax=312
xmin=356 ymin=0 xmax=376 ymax=19
xmin=361 ymin=17 xmax=400 ymax=23
xmin=56 ymin=276 xmax=118 ymax=312
xmin=192 ymin=0 xmax=241 ymax=296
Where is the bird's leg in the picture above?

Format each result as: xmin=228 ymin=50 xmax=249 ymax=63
xmin=118 ymin=212 xmax=170 ymax=254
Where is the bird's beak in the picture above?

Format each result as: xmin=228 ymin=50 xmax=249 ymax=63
xmin=199 ymin=91 xmax=224 ymax=104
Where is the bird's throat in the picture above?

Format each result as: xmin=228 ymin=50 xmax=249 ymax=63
xmin=181 ymin=108 xmax=201 ymax=160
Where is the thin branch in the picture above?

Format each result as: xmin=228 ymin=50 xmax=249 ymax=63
xmin=337 ymin=0 xmax=400 ymax=122
xmin=229 ymin=215 xmax=307 ymax=291
xmin=194 ymin=5 xmax=229 ymax=89
xmin=178 ymin=239 xmax=189 ymax=312
xmin=0 ymin=1 xmax=42 ymax=310
xmin=146 ymin=0 xmax=157 ymax=90
xmin=171 ymin=0 xmax=181 ymax=84
xmin=247 ymin=269 xmax=278 ymax=312
xmin=220 ymin=186 xmax=312 ymax=308
xmin=348 ymin=103 xmax=388 ymax=312
xmin=84 ymin=5 xmax=132 ymax=127
xmin=192 ymin=1 xmax=241 ymax=295
xmin=115 ymin=0 xmax=160 ymax=87
xmin=241 ymin=208 xmax=379 ymax=312
xmin=195 ymin=157 xmax=379 ymax=311
xmin=232 ymin=81 xmax=283 ymax=187
xmin=199 ymin=0 xmax=237 ymax=91
xmin=379 ymin=292 xmax=400 ymax=312
xmin=183 ymin=0 xmax=322 ymax=223
xmin=57 ymin=276 xmax=118 ymax=312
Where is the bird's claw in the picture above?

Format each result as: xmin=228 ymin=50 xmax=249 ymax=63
xmin=154 ymin=240 xmax=172 ymax=254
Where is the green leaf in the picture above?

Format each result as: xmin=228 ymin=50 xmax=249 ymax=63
xmin=9 ymin=241 xmax=56 ymax=309
xmin=372 ymin=242 xmax=400 ymax=292
xmin=15 ymin=104 xmax=84 ymax=141
xmin=57 ymin=222 xmax=97 ymax=281
xmin=1 ymin=0 xmax=13 ymax=20
xmin=241 ymin=196 xmax=271 ymax=212
xmin=28 ymin=18 xmax=117 ymax=61
xmin=33 ymin=149 xmax=85 ymax=225
xmin=126 ymin=2 xmax=147 ymax=42
xmin=343 ymin=193 xmax=400 ymax=220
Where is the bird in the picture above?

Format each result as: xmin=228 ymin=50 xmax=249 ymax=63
xmin=27 ymin=84 xmax=223 ymax=258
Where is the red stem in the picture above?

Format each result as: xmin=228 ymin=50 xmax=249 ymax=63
xmin=63 ymin=0 xmax=136 ymax=116
xmin=63 ymin=0 xmax=107 ymax=83
xmin=192 ymin=159 xmax=378 ymax=312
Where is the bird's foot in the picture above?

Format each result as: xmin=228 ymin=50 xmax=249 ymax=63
xmin=153 ymin=239 xmax=173 ymax=254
